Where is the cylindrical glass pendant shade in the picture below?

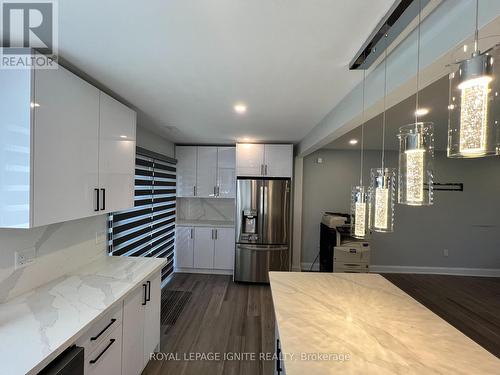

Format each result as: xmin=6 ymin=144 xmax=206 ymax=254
xmin=448 ymin=49 xmax=500 ymax=158
xmin=350 ymin=186 xmax=369 ymax=239
xmin=369 ymin=168 xmax=396 ymax=233
xmin=397 ymin=122 xmax=434 ymax=206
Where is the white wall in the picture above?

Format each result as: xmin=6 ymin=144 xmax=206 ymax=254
xmin=136 ymin=125 xmax=175 ymax=158
xmin=0 ymin=215 xmax=107 ymax=303
xmin=301 ymin=149 xmax=500 ymax=271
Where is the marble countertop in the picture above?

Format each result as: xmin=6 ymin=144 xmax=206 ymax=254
xmin=269 ymin=272 xmax=500 ymax=375
xmin=0 ymin=255 xmax=166 ymax=375
xmin=176 ymin=219 xmax=235 ymax=228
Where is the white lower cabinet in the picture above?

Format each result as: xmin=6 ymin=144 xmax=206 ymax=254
xmin=176 ymin=225 xmax=235 ymax=273
xmin=87 ymin=325 xmax=122 ymax=375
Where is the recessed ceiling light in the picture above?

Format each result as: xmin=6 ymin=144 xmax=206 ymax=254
xmin=234 ymin=103 xmax=247 ymax=114
xmin=120 ymin=135 xmax=127 ymax=139
xmin=349 ymin=139 xmax=358 ymax=145
xmin=30 ymin=102 xmax=40 ymax=108
xmin=415 ymin=108 xmax=429 ymax=116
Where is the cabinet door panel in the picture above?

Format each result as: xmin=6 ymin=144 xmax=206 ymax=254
xmin=176 ymin=146 xmax=197 ymax=197
xmin=98 ymin=92 xmax=136 ymax=213
xmin=236 ymin=144 xmax=264 ymax=177
xmin=144 ymin=273 xmax=161 ymax=366
xmin=196 ymin=147 xmax=217 ymax=198
xmin=122 ymin=285 xmax=146 ymax=375
xmin=175 ymin=226 xmax=194 ymax=268
xmin=217 ymin=147 xmax=236 ymax=198
xmin=264 ymin=145 xmax=293 ymax=178
xmin=214 ymin=228 xmax=235 ymax=270
xmin=193 ymin=227 xmax=214 ymax=269
xmin=33 ymin=67 xmax=100 ymax=226
xmin=87 ymin=325 xmax=122 ymax=375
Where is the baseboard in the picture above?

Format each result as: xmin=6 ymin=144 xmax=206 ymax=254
xmin=301 ymin=262 xmax=319 ymax=272
xmin=370 ymin=265 xmax=500 ymax=277
xmin=175 ymin=267 xmax=233 ymax=276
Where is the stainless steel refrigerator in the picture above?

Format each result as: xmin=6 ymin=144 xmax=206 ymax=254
xmin=234 ymin=178 xmax=291 ymax=283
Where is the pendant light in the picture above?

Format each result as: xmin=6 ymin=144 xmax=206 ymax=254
xmin=351 ymin=70 xmax=369 ymax=239
xmin=448 ymin=0 xmax=498 ymax=158
xmin=398 ymin=0 xmax=434 ymax=206
xmin=370 ymin=37 xmax=396 ymax=233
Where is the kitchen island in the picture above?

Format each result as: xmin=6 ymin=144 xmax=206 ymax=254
xmin=269 ymin=272 xmax=500 ymax=374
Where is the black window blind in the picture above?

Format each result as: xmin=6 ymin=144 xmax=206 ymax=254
xmin=108 ymin=151 xmax=176 ymax=282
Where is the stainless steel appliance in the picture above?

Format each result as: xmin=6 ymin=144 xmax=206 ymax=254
xmin=234 ymin=178 xmax=291 ymax=282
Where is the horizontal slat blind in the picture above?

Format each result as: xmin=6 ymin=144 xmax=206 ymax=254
xmin=109 ymin=152 xmax=176 ymax=282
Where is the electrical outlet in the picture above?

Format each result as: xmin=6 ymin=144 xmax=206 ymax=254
xmin=15 ymin=247 xmax=36 ymax=269
xmin=95 ymin=231 xmax=106 ymax=245
xmin=443 ymin=249 xmax=449 ymax=257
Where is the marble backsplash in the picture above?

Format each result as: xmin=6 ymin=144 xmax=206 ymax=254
xmin=0 ymin=215 xmax=107 ymax=303
xmin=177 ymin=198 xmax=235 ymax=222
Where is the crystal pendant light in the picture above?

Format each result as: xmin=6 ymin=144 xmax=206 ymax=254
xmin=448 ymin=0 xmax=497 ymax=158
xmin=370 ymin=37 xmax=396 ymax=233
xmin=398 ymin=0 xmax=434 ymax=206
xmin=350 ymin=70 xmax=369 ymax=239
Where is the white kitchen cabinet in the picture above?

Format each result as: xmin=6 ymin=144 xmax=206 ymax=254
xmin=0 ymin=56 xmax=137 ymax=228
xmin=33 ymin=65 xmax=101 ymax=227
xmin=176 ymin=146 xmax=197 ymax=197
xmin=122 ymin=285 xmax=145 ymax=375
xmin=213 ymin=228 xmax=235 ymax=270
xmin=122 ymin=272 xmax=161 ymax=375
xmin=217 ymin=147 xmax=236 ymax=198
xmin=98 ymin=92 xmax=136 ymax=214
xmin=175 ymin=226 xmax=194 ymax=268
xmin=236 ymin=143 xmax=265 ymax=176
xmin=196 ymin=146 xmax=218 ymax=197
xmin=143 ymin=273 xmax=161 ymax=364
xmin=193 ymin=227 xmax=215 ymax=269
xmin=264 ymin=144 xmax=293 ymax=178
xmin=236 ymin=143 xmax=293 ymax=178
xmin=87 ymin=325 xmax=122 ymax=375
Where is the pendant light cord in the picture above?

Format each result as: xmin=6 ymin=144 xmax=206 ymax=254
xmin=415 ymin=0 xmax=421 ymax=124
xmin=360 ymin=69 xmax=366 ymax=186
xmin=474 ymin=0 xmax=479 ymax=54
xmin=381 ymin=37 xmax=388 ymax=172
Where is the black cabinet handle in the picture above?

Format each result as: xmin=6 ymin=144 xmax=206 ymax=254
xmin=101 ymin=188 xmax=106 ymax=211
xmin=90 ymin=318 xmax=116 ymax=341
xmin=276 ymin=339 xmax=282 ymax=373
xmin=146 ymin=280 xmax=151 ymax=302
xmin=89 ymin=339 xmax=115 ymax=364
xmin=142 ymin=284 xmax=147 ymax=305
xmin=94 ymin=188 xmax=99 ymax=212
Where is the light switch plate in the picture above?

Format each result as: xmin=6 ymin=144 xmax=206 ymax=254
xmin=15 ymin=247 xmax=36 ymax=269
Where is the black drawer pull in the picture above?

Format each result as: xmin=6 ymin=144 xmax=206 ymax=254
xmin=142 ymin=284 xmax=147 ymax=305
xmin=90 ymin=318 xmax=117 ymax=341
xmin=146 ymin=280 xmax=151 ymax=302
xmin=276 ymin=339 xmax=282 ymax=373
xmin=89 ymin=339 xmax=115 ymax=364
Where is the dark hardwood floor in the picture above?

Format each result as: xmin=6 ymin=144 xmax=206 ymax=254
xmin=144 ymin=273 xmax=500 ymax=375
xmin=143 ymin=273 xmax=275 ymax=375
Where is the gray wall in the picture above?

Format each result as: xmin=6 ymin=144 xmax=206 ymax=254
xmin=302 ymin=149 xmax=500 ymax=270
xmin=136 ymin=125 xmax=175 ymax=158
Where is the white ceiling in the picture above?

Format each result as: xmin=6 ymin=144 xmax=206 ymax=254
xmin=325 ymin=75 xmax=450 ymax=151
xmin=58 ymin=0 xmax=395 ymax=144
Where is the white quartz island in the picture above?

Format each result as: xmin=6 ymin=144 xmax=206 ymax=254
xmin=269 ymin=272 xmax=500 ymax=375
xmin=0 ymin=256 xmax=166 ymax=375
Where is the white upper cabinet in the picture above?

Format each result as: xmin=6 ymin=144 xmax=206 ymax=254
xmin=98 ymin=92 xmax=136 ymax=214
xmin=176 ymin=146 xmax=197 ymax=197
xmin=236 ymin=143 xmax=293 ymax=178
xmin=176 ymin=146 xmax=235 ymax=198
xmin=33 ymin=66 xmax=100 ymax=227
xmin=196 ymin=146 xmax=217 ymax=197
xmin=264 ymin=144 xmax=293 ymax=178
xmin=217 ymin=147 xmax=236 ymax=198
xmin=0 ymin=60 xmax=137 ymax=228
xmin=236 ymin=143 xmax=264 ymax=176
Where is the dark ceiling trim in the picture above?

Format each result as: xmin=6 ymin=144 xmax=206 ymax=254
xmin=349 ymin=0 xmax=430 ymax=70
